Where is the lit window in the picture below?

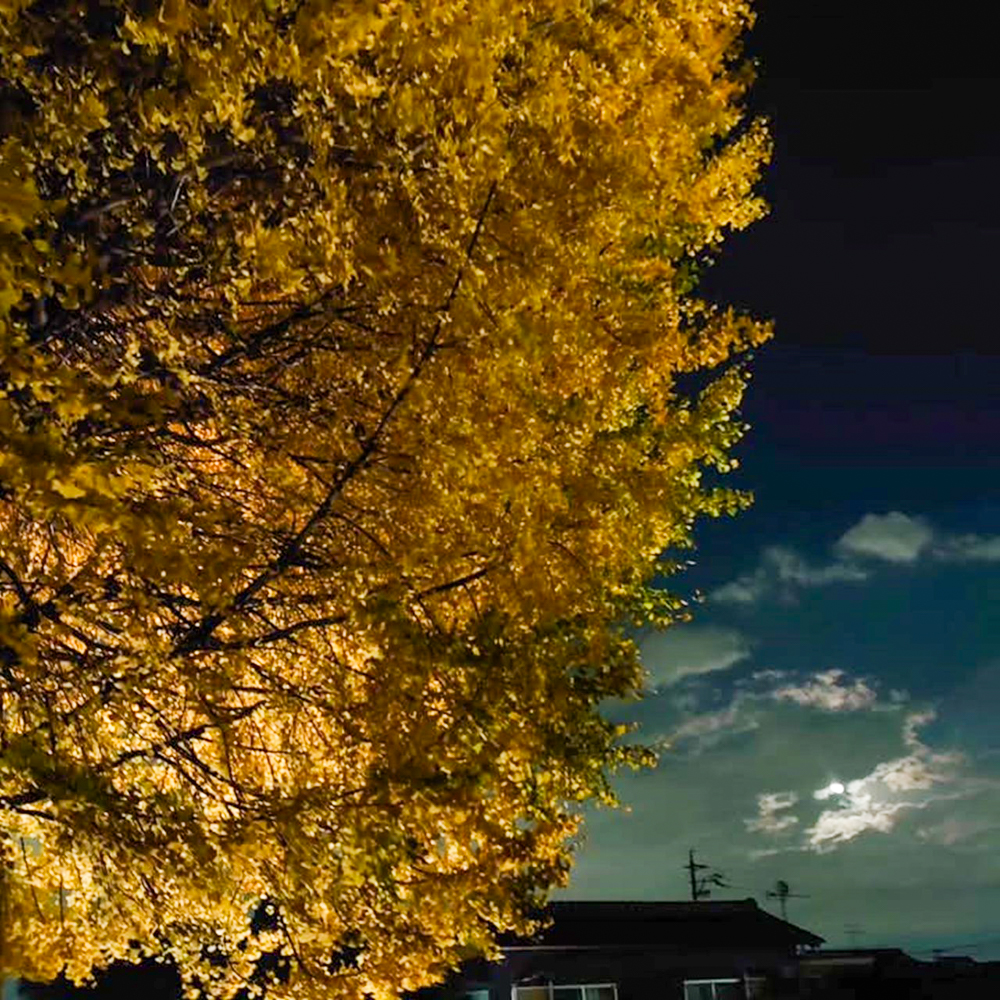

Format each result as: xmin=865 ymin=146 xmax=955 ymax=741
xmin=514 ymin=983 xmax=617 ymax=1000
xmin=514 ymin=989 xmax=549 ymax=1000
xmin=683 ymin=980 xmax=744 ymax=1000
xmin=581 ymin=988 xmax=616 ymax=1000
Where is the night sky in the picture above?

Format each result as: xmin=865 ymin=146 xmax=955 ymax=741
xmin=564 ymin=1 xmax=1000 ymax=960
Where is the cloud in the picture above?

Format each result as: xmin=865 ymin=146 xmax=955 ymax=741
xmin=748 ymin=669 xmax=788 ymax=684
xmin=712 ymin=546 xmax=868 ymax=605
xmin=640 ymin=625 xmax=751 ymax=688
xmin=933 ymin=533 xmax=1000 ymax=563
xmin=770 ymin=669 xmax=879 ymax=712
xmin=711 ymin=511 xmax=1000 ymax=609
xmin=745 ymin=791 xmax=799 ymax=834
xmin=835 ymin=511 xmax=934 ymax=563
xmin=804 ymin=711 xmax=963 ymax=851
xmin=711 ymin=575 xmax=767 ymax=605
xmin=916 ymin=815 xmax=999 ymax=846
xmin=667 ymin=700 xmax=759 ymax=749
xmin=835 ymin=513 xmax=1000 ymax=566
xmin=730 ymin=708 xmax=967 ymax=854
xmin=763 ymin=547 xmax=867 ymax=586
xmin=666 ymin=669 xmax=892 ymax=753
xmin=902 ymin=708 xmax=937 ymax=750
xmin=804 ymin=796 xmax=915 ymax=848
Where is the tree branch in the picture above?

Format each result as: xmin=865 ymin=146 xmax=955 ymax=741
xmin=172 ymin=181 xmax=498 ymax=657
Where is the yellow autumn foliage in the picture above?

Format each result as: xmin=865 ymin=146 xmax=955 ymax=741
xmin=0 ymin=0 xmax=770 ymax=996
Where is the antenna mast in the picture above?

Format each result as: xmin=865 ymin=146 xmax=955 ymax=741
xmin=765 ymin=879 xmax=809 ymax=921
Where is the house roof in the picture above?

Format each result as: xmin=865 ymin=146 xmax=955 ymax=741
xmin=799 ymin=948 xmax=917 ymax=971
xmin=501 ymin=900 xmax=824 ymax=951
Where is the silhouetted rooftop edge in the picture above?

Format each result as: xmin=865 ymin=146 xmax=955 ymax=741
xmin=498 ymin=900 xmax=825 ymax=950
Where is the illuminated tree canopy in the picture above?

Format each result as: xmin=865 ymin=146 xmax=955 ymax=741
xmin=0 ymin=0 xmax=770 ymax=995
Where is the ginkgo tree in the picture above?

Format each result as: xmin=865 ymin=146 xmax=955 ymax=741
xmin=0 ymin=0 xmax=770 ymax=996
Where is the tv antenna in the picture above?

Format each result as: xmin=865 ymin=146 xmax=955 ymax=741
xmin=685 ymin=849 xmax=731 ymax=901
xmin=844 ymin=923 xmax=865 ymax=947
xmin=765 ymin=879 xmax=809 ymax=921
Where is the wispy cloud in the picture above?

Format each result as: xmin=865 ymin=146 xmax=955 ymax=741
xmin=916 ymin=815 xmax=1000 ymax=846
xmin=933 ymin=533 xmax=1000 ymax=563
xmin=667 ymin=700 xmax=760 ymax=749
xmin=712 ymin=546 xmax=867 ymax=604
xmin=745 ymin=791 xmax=799 ymax=834
xmin=668 ymin=669 xmax=897 ymax=752
xmin=712 ymin=511 xmax=1000 ymax=606
xmin=805 ymin=793 xmax=916 ymax=848
xmin=763 ymin=547 xmax=868 ymax=586
xmin=640 ymin=625 xmax=751 ymax=688
xmin=804 ymin=711 xmax=963 ymax=851
xmin=770 ymin=669 xmax=879 ymax=712
xmin=902 ymin=708 xmax=936 ymax=750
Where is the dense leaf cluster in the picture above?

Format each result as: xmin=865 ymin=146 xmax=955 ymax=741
xmin=0 ymin=0 xmax=770 ymax=996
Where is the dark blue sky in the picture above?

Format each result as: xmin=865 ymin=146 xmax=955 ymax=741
xmin=564 ymin=0 xmax=1000 ymax=960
